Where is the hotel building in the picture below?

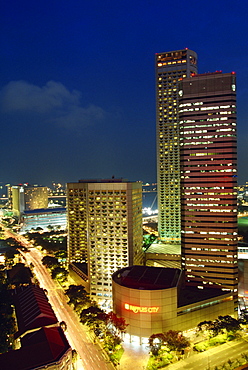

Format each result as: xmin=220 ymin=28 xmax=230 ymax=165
xmin=156 ymin=49 xmax=197 ymax=244
xmin=179 ymin=72 xmax=238 ymax=291
xmin=11 ymin=185 xmax=48 ymax=218
xmin=67 ymin=179 xmax=143 ymax=307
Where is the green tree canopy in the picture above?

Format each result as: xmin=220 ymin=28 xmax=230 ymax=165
xmin=80 ymin=306 xmax=107 ymax=330
xmin=218 ymin=315 xmax=241 ymax=333
xmin=42 ymin=255 xmax=59 ymax=269
xmin=54 ymin=250 xmax=67 ymax=259
xmin=51 ymin=266 xmax=68 ymax=282
xmin=198 ymin=316 xmax=241 ymax=337
xmin=164 ymin=330 xmax=190 ymax=351
xmin=65 ymin=284 xmax=91 ymax=310
xmin=148 ymin=333 xmax=166 ymax=356
xmin=148 ymin=330 xmax=190 ymax=355
xmin=106 ymin=311 xmax=128 ymax=335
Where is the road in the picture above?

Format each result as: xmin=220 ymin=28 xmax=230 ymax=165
xmin=3 ymin=226 xmax=114 ymax=370
xmin=5 ymin=225 xmax=248 ymax=370
xmin=167 ymin=338 xmax=248 ymax=370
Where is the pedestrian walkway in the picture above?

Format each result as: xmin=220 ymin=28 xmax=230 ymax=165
xmin=119 ymin=341 xmax=149 ymax=370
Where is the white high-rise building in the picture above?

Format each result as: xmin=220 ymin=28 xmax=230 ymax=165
xmin=67 ymin=179 xmax=143 ymax=307
xmin=155 ymin=49 xmax=197 ymax=244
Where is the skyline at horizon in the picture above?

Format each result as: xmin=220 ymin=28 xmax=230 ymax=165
xmin=1 ymin=1 xmax=248 ymax=186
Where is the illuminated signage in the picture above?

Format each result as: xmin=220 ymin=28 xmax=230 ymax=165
xmin=124 ymin=303 xmax=159 ymax=314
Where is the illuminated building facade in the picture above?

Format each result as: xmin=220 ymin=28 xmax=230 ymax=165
xmin=179 ymin=72 xmax=238 ymax=291
xmin=112 ymin=265 xmax=235 ymax=343
xmin=67 ymin=179 xmax=143 ymax=306
xmin=20 ymin=207 xmax=66 ymax=233
xmin=156 ymin=49 xmax=197 ymax=244
xmin=12 ymin=185 xmax=48 ymax=217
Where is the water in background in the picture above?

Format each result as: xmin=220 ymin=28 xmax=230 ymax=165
xmin=142 ymin=184 xmax=157 ymax=215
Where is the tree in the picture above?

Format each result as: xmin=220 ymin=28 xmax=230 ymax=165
xmin=0 ymin=270 xmax=7 ymax=287
xmin=5 ymin=249 xmax=19 ymax=266
xmin=106 ymin=311 xmax=128 ymax=335
xmin=5 ymin=237 xmax=21 ymax=248
xmin=239 ymin=310 xmax=248 ymax=325
xmin=198 ymin=316 xmax=241 ymax=338
xmin=197 ymin=319 xmax=221 ymax=337
xmin=197 ymin=320 xmax=213 ymax=332
xmin=218 ymin=315 xmax=241 ymax=334
xmin=242 ymin=353 xmax=248 ymax=362
xmin=60 ymin=321 xmax=67 ymax=331
xmin=72 ymin=349 xmax=78 ymax=364
xmin=104 ymin=332 xmax=122 ymax=352
xmin=42 ymin=255 xmax=59 ymax=269
xmin=80 ymin=306 xmax=107 ymax=332
xmin=148 ymin=333 xmax=166 ymax=356
xmin=65 ymin=284 xmax=91 ymax=310
xmin=0 ymin=287 xmax=15 ymax=353
xmin=36 ymin=227 xmax=43 ymax=231
xmin=55 ymin=250 xmax=67 ymax=259
xmin=51 ymin=266 xmax=68 ymax=282
xmin=163 ymin=330 xmax=190 ymax=352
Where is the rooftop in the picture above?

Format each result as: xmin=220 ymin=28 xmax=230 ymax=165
xmin=146 ymin=241 xmax=181 ymax=255
xmin=113 ymin=266 xmax=233 ymax=307
xmin=112 ymin=265 xmax=182 ymax=290
xmin=23 ymin=207 xmax=66 ymax=215
xmin=178 ymin=285 xmax=232 ymax=307
xmin=0 ymin=327 xmax=70 ymax=370
xmin=12 ymin=285 xmax=58 ymax=339
xmin=78 ymin=177 xmax=128 ymax=183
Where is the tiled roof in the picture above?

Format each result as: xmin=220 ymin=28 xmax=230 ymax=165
xmin=12 ymin=285 xmax=58 ymax=339
xmin=0 ymin=327 xmax=70 ymax=370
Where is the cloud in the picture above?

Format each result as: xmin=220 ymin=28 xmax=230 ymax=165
xmin=0 ymin=80 xmax=106 ymax=128
xmin=49 ymin=104 xmax=105 ymax=128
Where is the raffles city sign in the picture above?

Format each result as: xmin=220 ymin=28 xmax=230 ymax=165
xmin=124 ymin=303 xmax=160 ymax=314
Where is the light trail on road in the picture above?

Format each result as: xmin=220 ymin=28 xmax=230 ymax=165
xmin=2 ymin=225 xmax=114 ymax=370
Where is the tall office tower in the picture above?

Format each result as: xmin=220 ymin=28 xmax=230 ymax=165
xmin=179 ymin=72 xmax=238 ymax=291
xmin=67 ymin=179 xmax=143 ymax=307
xmin=156 ymin=49 xmax=198 ymax=244
xmin=11 ymin=184 xmax=48 ymax=217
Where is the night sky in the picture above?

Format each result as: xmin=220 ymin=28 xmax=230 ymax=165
xmin=1 ymin=0 xmax=248 ymax=186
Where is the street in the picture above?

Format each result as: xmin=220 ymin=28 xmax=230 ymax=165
xmin=3 ymin=226 xmax=114 ymax=370
xmin=4 ymin=225 xmax=248 ymax=370
xmin=167 ymin=339 xmax=248 ymax=370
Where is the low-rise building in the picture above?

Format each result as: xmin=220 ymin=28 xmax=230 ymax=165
xmin=0 ymin=285 xmax=72 ymax=370
xmin=112 ymin=265 xmax=236 ymax=344
xmin=20 ymin=207 xmax=66 ymax=232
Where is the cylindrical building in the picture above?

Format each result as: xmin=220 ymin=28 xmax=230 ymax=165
xmin=112 ymin=265 xmax=236 ymax=344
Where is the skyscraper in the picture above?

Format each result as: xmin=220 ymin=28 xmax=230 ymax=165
xmin=67 ymin=179 xmax=143 ymax=307
xmin=156 ymin=49 xmax=198 ymax=244
xmin=179 ymin=72 xmax=238 ymax=291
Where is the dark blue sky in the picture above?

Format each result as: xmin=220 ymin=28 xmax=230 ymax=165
xmin=1 ymin=0 xmax=248 ymax=186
